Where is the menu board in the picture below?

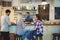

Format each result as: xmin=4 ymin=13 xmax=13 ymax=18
xmin=55 ymin=7 xmax=60 ymax=19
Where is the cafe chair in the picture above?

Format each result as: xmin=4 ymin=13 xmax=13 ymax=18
xmin=52 ymin=33 xmax=60 ymax=40
xmin=16 ymin=35 xmax=22 ymax=40
xmin=0 ymin=32 xmax=4 ymax=40
xmin=35 ymin=35 xmax=43 ymax=40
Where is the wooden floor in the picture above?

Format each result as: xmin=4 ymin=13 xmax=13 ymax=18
xmin=0 ymin=33 xmax=16 ymax=40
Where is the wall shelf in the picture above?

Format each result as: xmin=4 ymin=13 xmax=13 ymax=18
xmin=14 ymin=10 xmax=37 ymax=12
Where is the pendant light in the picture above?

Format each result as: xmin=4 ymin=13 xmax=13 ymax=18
xmin=41 ymin=0 xmax=48 ymax=5
xmin=41 ymin=0 xmax=48 ymax=9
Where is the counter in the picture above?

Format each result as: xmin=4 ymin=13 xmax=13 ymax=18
xmin=9 ymin=25 xmax=35 ymax=40
xmin=9 ymin=25 xmax=35 ymax=34
xmin=9 ymin=24 xmax=60 ymax=40
xmin=9 ymin=24 xmax=60 ymax=33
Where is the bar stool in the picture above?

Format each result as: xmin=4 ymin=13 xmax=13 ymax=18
xmin=59 ymin=34 xmax=60 ymax=40
xmin=52 ymin=33 xmax=60 ymax=40
xmin=35 ymin=35 xmax=43 ymax=40
xmin=0 ymin=32 xmax=4 ymax=40
xmin=16 ymin=35 xmax=22 ymax=40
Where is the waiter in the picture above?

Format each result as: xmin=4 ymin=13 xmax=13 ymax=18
xmin=24 ymin=12 xmax=33 ymax=24
xmin=1 ymin=9 xmax=11 ymax=40
xmin=23 ymin=12 xmax=33 ymax=40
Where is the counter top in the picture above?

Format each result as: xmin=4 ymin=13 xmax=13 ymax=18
xmin=11 ymin=24 xmax=60 ymax=26
xmin=11 ymin=21 xmax=60 ymax=26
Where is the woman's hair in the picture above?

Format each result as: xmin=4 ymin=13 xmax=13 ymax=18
xmin=35 ymin=14 xmax=42 ymax=21
xmin=18 ymin=13 xmax=23 ymax=21
xmin=26 ymin=12 xmax=30 ymax=14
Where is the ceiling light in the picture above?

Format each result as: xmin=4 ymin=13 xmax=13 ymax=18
xmin=41 ymin=0 xmax=48 ymax=5
xmin=18 ymin=7 xmax=20 ymax=10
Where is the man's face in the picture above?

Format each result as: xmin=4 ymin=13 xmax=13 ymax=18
xmin=26 ymin=13 xmax=29 ymax=17
xmin=6 ymin=12 xmax=10 ymax=16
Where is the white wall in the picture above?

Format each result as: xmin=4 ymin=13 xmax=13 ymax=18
xmin=54 ymin=0 xmax=60 ymax=21
xmin=12 ymin=0 xmax=19 ymax=6
xmin=55 ymin=0 xmax=60 ymax=7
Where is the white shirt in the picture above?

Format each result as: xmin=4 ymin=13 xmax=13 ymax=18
xmin=1 ymin=15 xmax=11 ymax=32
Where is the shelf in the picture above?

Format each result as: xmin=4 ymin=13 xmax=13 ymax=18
xmin=14 ymin=10 xmax=37 ymax=12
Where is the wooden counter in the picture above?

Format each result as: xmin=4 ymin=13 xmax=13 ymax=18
xmin=0 ymin=32 xmax=3 ymax=40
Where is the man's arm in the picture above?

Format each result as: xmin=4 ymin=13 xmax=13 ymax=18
xmin=5 ymin=17 xmax=11 ymax=26
xmin=30 ymin=18 xmax=33 ymax=22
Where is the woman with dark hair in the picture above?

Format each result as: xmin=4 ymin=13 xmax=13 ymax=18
xmin=27 ymin=14 xmax=43 ymax=40
xmin=35 ymin=14 xmax=42 ymax=21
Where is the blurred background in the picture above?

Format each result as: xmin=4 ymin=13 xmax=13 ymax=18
xmin=0 ymin=0 xmax=60 ymax=40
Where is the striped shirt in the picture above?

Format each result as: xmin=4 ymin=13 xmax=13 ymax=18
xmin=36 ymin=20 xmax=43 ymax=34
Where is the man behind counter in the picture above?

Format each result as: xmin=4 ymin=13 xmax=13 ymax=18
xmin=23 ymin=12 xmax=33 ymax=40
xmin=24 ymin=12 xmax=33 ymax=24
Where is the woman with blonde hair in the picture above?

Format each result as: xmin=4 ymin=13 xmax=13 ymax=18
xmin=16 ymin=13 xmax=24 ymax=40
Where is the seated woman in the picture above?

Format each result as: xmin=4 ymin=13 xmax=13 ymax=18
xmin=16 ymin=13 xmax=24 ymax=39
xmin=16 ymin=13 xmax=28 ymax=40
xmin=27 ymin=14 xmax=43 ymax=40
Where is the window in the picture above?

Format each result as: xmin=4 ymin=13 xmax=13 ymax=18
xmin=55 ymin=7 xmax=60 ymax=19
xmin=2 ymin=1 xmax=12 ymax=7
xmin=38 ymin=4 xmax=49 ymax=21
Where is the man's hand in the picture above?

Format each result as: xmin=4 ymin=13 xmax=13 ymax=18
xmin=24 ymin=22 xmax=31 ymax=24
xmin=11 ymin=22 xmax=16 ymax=25
xmin=31 ymin=22 xmax=34 ymax=25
